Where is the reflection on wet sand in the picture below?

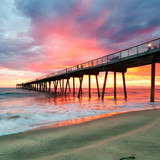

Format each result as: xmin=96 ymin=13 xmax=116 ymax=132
xmin=42 ymin=111 xmax=125 ymax=129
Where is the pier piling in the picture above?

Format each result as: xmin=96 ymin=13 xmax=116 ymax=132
xmin=102 ymin=71 xmax=108 ymax=100
xmin=89 ymin=75 xmax=91 ymax=97
xmin=150 ymin=62 xmax=155 ymax=102
xmin=78 ymin=76 xmax=83 ymax=98
xmin=122 ymin=72 xmax=127 ymax=99
xmin=114 ymin=72 xmax=116 ymax=99
xmin=73 ymin=77 xmax=75 ymax=94
xmin=95 ymin=75 xmax=100 ymax=97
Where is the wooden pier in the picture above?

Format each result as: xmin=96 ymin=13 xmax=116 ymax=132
xmin=17 ymin=38 xmax=160 ymax=102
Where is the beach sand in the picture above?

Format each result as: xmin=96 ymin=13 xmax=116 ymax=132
xmin=0 ymin=109 xmax=160 ymax=160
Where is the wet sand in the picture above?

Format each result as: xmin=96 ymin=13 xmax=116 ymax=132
xmin=0 ymin=109 xmax=160 ymax=160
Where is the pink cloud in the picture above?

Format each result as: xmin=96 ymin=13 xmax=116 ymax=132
xmin=28 ymin=33 xmax=107 ymax=72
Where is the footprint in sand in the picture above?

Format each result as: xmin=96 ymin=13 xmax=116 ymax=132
xmin=120 ymin=156 xmax=136 ymax=160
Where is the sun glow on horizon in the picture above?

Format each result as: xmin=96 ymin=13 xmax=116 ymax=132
xmin=2 ymin=63 xmax=159 ymax=88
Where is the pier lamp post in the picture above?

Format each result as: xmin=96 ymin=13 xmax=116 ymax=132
xmin=148 ymin=43 xmax=152 ymax=51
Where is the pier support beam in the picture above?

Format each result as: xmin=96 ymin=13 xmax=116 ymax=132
xmin=43 ymin=83 xmax=45 ymax=91
xmin=122 ymin=72 xmax=127 ymax=99
xmin=59 ymin=80 xmax=62 ymax=92
xmin=36 ymin=84 xmax=38 ymax=91
xmin=89 ymin=75 xmax=91 ymax=97
xmin=65 ymin=79 xmax=69 ymax=94
xmin=73 ymin=77 xmax=75 ymax=94
xmin=114 ymin=72 xmax=116 ymax=99
xmin=55 ymin=80 xmax=58 ymax=93
xmin=43 ymin=82 xmax=45 ymax=92
xmin=79 ymin=77 xmax=83 ymax=95
xmin=95 ymin=75 xmax=100 ymax=97
xmin=45 ymin=82 xmax=47 ymax=92
xmin=150 ymin=62 xmax=155 ymax=102
xmin=62 ymin=79 xmax=64 ymax=92
xmin=78 ymin=76 xmax=83 ymax=98
xmin=40 ymin=83 xmax=42 ymax=91
xmin=53 ymin=81 xmax=57 ymax=93
xmin=41 ymin=83 xmax=43 ymax=91
xmin=39 ymin=83 xmax=41 ymax=91
xmin=102 ymin=71 xmax=108 ymax=100
xmin=48 ymin=81 xmax=51 ymax=92
xmin=68 ymin=79 xmax=71 ymax=92
xmin=43 ymin=82 xmax=45 ymax=91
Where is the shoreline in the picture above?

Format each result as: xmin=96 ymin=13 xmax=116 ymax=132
xmin=2 ymin=108 xmax=154 ymax=137
xmin=34 ymin=108 xmax=155 ymax=130
xmin=0 ymin=109 xmax=160 ymax=160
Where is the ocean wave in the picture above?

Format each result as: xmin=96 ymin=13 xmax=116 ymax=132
xmin=0 ymin=91 xmax=39 ymax=99
xmin=1 ymin=101 xmax=160 ymax=136
xmin=1 ymin=88 xmax=160 ymax=136
xmin=0 ymin=114 xmax=21 ymax=120
xmin=0 ymin=92 xmax=23 ymax=96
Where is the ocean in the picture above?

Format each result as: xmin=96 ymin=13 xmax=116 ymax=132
xmin=0 ymin=87 xmax=160 ymax=136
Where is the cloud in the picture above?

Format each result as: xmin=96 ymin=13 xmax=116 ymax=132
xmin=0 ymin=33 xmax=43 ymax=70
xmin=15 ymin=0 xmax=160 ymax=46
xmin=1 ymin=0 xmax=160 ymax=87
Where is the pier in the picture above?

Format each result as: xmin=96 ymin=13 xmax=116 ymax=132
xmin=17 ymin=38 xmax=160 ymax=102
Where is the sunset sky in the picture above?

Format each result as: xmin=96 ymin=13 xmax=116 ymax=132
xmin=1 ymin=0 xmax=160 ymax=88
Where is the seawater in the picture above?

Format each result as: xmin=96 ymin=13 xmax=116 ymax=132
xmin=0 ymin=87 xmax=160 ymax=136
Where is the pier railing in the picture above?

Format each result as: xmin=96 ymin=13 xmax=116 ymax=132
xmin=28 ymin=38 xmax=160 ymax=83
